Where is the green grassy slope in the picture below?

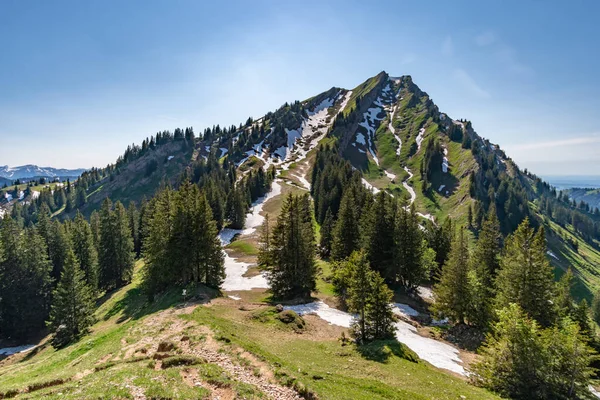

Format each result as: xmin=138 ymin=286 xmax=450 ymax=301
xmin=0 ymin=260 xmax=502 ymax=399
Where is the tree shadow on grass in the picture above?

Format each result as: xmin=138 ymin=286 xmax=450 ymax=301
xmin=357 ymin=339 xmax=419 ymax=364
xmin=101 ymin=283 xmax=220 ymax=323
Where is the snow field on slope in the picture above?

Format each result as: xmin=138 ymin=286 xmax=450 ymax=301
xmin=285 ymin=302 xmax=465 ymax=375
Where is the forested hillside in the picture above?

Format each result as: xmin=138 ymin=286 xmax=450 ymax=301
xmin=3 ymin=71 xmax=600 ymax=399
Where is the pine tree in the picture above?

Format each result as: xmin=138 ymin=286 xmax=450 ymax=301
xmin=434 ymin=227 xmax=471 ymax=324
xmin=343 ymin=250 xmax=396 ymax=342
xmin=142 ymin=190 xmax=173 ymax=296
xmin=127 ymin=201 xmax=141 ymax=257
xmin=71 ymin=211 xmax=99 ymax=292
xmin=262 ymin=193 xmax=316 ymax=299
xmin=469 ymin=209 xmax=501 ymax=327
xmin=47 ymin=246 xmax=95 ymax=348
xmin=347 ymin=250 xmax=372 ymax=342
xmin=473 ymin=303 xmax=593 ymax=400
xmin=99 ymin=199 xmax=134 ymax=290
xmin=392 ymin=204 xmax=425 ymax=290
xmin=319 ymin=208 xmax=334 ymax=257
xmin=226 ymin=186 xmax=246 ymax=229
xmin=495 ymin=219 xmax=556 ymax=326
xmin=365 ymin=272 xmax=395 ymax=340
xmin=365 ymin=192 xmax=395 ymax=278
xmin=0 ymin=220 xmax=53 ymax=338
xmin=331 ymin=190 xmax=359 ymax=261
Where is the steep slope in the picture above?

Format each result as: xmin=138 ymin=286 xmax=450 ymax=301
xmin=566 ymin=187 xmax=600 ymax=210
xmin=62 ymin=71 xmax=600 ymax=298
xmin=324 ymin=71 xmax=600 ymax=299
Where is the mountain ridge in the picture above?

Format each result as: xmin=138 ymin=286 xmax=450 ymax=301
xmin=0 ymin=165 xmax=86 ymax=181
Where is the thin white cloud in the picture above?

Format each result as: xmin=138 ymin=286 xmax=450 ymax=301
xmin=400 ymin=53 xmax=418 ymax=65
xmin=506 ymin=136 xmax=600 ymax=151
xmin=473 ymin=31 xmax=532 ymax=75
xmin=442 ymin=36 xmax=453 ymax=56
xmin=475 ymin=31 xmax=496 ymax=46
xmin=453 ymin=69 xmax=490 ymax=99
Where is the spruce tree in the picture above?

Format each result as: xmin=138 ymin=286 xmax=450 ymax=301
xmin=71 ymin=211 xmax=99 ymax=293
xmin=0 ymin=220 xmax=53 ymax=338
xmin=47 ymin=247 xmax=95 ymax=348
xmin=469 ymin=209 xmax=501 ymax=327
xmin=99 ymin=199 xmax=134 ymax=290
xmin=365 ymin=272 xmax=395 ymax=340
xmin=331 ymin=189 xmax=359 ymax=261
xmin=434 ymin=227 xmax=471 ymax=324
xmin=495 ymin=219 xmax=556 ymax=326
xmin=365 ymin=192 xmax=395 ymax=278
xmin=262 ymin=193 xmax=316 ymax=299
xmin=393 ymin=204 xmax=425 ymax=290
xmin=347 ymin=250 xmax=372 ymax=342
xmin=319 ymin=208 xmax=334 ymax=257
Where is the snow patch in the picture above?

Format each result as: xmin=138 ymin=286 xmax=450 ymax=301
xmin=418 ymin=286 xmax=434 ymax=301
xmin=361 ymin=178 xmax=380 ymax=194
xmin=438 ymin=184 xmax=446 ymax=193
xmin=221 ymin=252 xmax=269 ymax=291
xmin=442 ymin=147 xmax=449 ymax=173
xmin=287 ymin=302 xmax=465 ymax=375
xmin=384 ymin=170 xmax=396 ymax=180
xmin=219 ymin=148 xmax=228 ymax=158
xmin=285 ymin=301 xmax=354 ymax=328
xmin=243 ymin=180 xmax=282 ymax=236
xmin=416 ymin=128 xmax=425 ymax=151
xmin=167 ymin=155 xmax=175 ymax=161
xmin=393 ymin=303 xmax=419 ymax=318
xmin=547 ymin=250 xmax=559 ymax=260
xmin=228 ymin=295 xmax=241 ymax=301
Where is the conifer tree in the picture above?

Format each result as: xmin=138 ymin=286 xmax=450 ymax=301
xmin=331 ymin=190 xmax=359 ymax=261
xmin=347 ymin=250 xmax=372 ymax=341
xmin=0 ymin=220 xmax=53 ymax=338
xmin=261 ymin=193 xmax=316 ymax=299
xmin=392 ymin=204 xmax=425 ymax=290
xmin=365 ymin=272 xmax=395 ymax=340
xmin=469 ymin=209 xmax=501 ymax=327
xmin=99 ymin=199 xmax=135 ymax=290
xmin=495 ymin=219 xmax=556 ymax=326
xmin=319 ymin=208 xmax=334 ymax=257
xmin=142 ymin=190 xmax=173 ymax=296
xmin=47 ymin=247 xmax=95 ymax=348
xmin=71 ymin=211 xmax=99 ymax=293
xmin=434 ymin=227 xmax=471 ymax=324
xmin=226 ymin=186 xmax=246 ymax=229
xmin=473 ymin=304 xmax=593 ymax=400
xmin=342 ymin=250 xmax=396 ymax=342
xmin=365 ymin=192 xmax=395 ymax=278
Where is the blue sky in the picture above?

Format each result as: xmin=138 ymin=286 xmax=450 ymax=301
xmin=1 ymin=0 xmax=599 ymax=175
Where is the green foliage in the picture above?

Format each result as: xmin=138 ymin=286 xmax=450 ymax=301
xmin=495 ymin=219 xmax=556 ymax=326
xmin=142 ymin=181 xmax=224 ymax=296
xmin=337 ymin=250 xmax=396 ymax=342
xmin=47 ymin=246 xmax=96 ymax=348
xmin=71 ymin=211 xmax=99 ymax=292
xmin=433 ymin=227 xmax=471 ymax=324
xmin=260 ymin=193 xmax=316 ymax=299
xmin=472 ymin=303 xmax=594 ymax=400
xmin=98 ymin=198 xmax=135 ymax=290
xmin=0 ymin=218 xmax=53 ymax=338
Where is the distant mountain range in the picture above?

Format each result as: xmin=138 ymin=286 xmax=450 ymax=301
xmin=0 ymin=165 xmax=86 ymax=181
